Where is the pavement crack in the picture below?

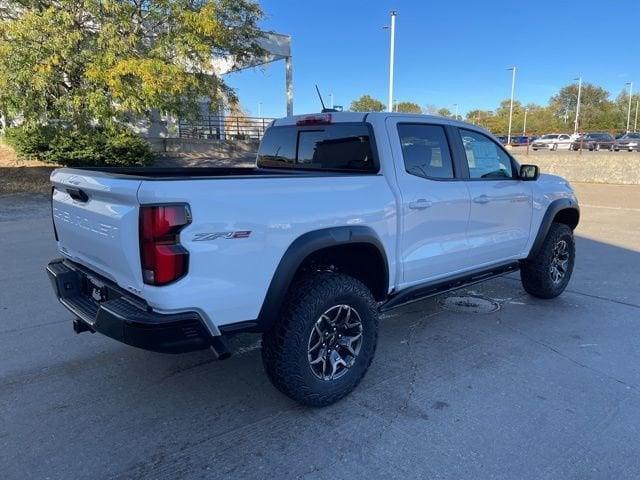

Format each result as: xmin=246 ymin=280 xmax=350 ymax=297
xmin=502 ymin=276 xmax=640 ymax=309
xmin=505 ymin=323 xmax=639 ymax=392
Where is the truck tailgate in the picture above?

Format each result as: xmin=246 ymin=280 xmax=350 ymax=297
xmin=51 ymin=169 xmax=143 ymax=293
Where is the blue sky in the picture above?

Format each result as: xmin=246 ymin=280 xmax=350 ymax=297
xmin=225 ymin=0 xmax=640 ymax=118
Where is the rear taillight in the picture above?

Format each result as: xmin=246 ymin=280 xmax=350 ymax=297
xmin=139 ymin=204 xmax=191 ymax=286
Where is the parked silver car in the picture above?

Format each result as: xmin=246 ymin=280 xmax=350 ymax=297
xmin=613 ymin=133 xmax=640 ymax=152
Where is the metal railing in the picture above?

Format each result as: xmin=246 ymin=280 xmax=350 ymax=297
xmin=178 ymin=115 xmax=274 ymax=140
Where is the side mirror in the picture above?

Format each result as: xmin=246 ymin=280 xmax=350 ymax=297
xmin=519 ymin=164 xmax=539 ymax=181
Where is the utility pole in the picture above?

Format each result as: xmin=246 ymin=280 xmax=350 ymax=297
xmin=574 ymin=76 xmax=582 ymax=134
xmin=507 ymin=66 xmax=517 ymax=145
xmin=386 ymin=11 xmax=397 ymax=113
xmin=453 ymin=103 xmax=458 ymax=120
xmin=626 ymin=82 xmax=633 ymax=133
xmin=523 ymin=108 xmax=528 ymax=135
xmin=635 ymin=99 xmax=639 ymax=132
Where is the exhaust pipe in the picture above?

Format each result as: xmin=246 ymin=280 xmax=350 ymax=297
xmin=210 ymin=336 xmax=232 ymax=360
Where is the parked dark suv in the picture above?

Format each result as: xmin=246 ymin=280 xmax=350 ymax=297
xmin=613 ymin=132 xmax=640 ymax=152
xmin=571 ymin=132 xmax=615 ymax=151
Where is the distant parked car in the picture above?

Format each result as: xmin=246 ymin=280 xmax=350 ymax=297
xmin=570 ymin=132 xmax=615 ymax=151
xmin=531 ymin=134 xmax=572 ymax=151
xmin=496 ymin=135 xmax=508 ymax=145
xmin=511 ymin=135 xmax=533 ymax=146
xmin=613 ymin=132 xmax=640 ymax=151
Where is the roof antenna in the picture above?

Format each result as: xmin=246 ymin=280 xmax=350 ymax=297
xmin=315 ymin=84 xmax=327 ymax=111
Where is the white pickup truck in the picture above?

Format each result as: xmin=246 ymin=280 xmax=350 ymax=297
xmin=48 ymin=112 xmax=579 ymax=406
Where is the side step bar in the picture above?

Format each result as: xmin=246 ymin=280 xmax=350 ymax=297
xmin=380 ymin=262 xmax=519 ymax=312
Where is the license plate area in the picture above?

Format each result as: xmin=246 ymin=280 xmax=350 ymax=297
xmin=82 ymin=275 xmax=110 ymax=303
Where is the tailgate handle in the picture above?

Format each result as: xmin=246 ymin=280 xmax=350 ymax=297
xmin=66 ymin=187 xmax=89 ymax=203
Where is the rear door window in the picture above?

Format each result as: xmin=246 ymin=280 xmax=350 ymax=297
xmin=257 ymin=124 xmax=376 ymax=172
xmin=397 ymin=124 xmax=454 ymax=179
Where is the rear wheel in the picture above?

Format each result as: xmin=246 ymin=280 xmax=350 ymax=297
xmin=262 ymin=273 xmax=378 ymax=407
xmin=520 ymin=223 xmax=575 ymax=299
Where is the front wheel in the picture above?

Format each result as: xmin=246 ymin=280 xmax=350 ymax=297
xmin=520 ymin=223 xmax=575 ymax=299
xmin=262 ymin=273 xmax=379 ymax=407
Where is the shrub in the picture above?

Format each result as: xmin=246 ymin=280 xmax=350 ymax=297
xmin=3 ymin=124 xmax=57 ymax=159
xmin=3 ymin=125 xmax=154 ymax=167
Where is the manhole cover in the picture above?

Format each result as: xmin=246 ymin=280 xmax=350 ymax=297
xmin=439 ymin=295 xmax=500 ymax=314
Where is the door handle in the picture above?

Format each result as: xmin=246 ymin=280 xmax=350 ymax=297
xmin=66 ymin=187 xmax=89 ymax=203
xmin=473 ymin=194 xmax=490 ymax=204
xmin=408 ymin=199 xmax=433 ymax=210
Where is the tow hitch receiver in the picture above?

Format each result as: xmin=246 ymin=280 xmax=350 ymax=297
xmin=73 ymin=319 xmax=94 ymax=334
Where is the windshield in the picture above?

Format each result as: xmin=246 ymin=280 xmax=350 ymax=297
xmin=541 ymin=134 xmax=559 ymax=139
xmin=623 ymin=133 xmax=640 ymax=139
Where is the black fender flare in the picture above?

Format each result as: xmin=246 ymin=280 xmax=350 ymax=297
xmin=528 ymin=198 xmax=580 ymax=258
xmin=254 ymin=226 xmax=389 ymax=333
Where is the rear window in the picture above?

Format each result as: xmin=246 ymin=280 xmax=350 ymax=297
xmin=257 ymin=124 xmax=377 ymax=172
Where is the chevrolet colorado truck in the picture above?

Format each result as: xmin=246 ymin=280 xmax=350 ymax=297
xmin=47 ymin=112 xmax=579 ymax=406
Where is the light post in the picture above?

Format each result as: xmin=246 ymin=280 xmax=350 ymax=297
xmin=453 ymin=103 xmax=458 ymax=120
xmin=626 ymin=82 xmax=633 ymax=133
xmin=507 ymin=66 xmax=517 ymax=145
xmin=635 ymin=99 xmax=639 ymax=132
xmin=257 ymin=102 xmax=262 ymax=117
xmin=523 ymin=108 xmax=528 ymax=135
xmin=385 ymin=11 xmax=397 ymax=113
xmin=574 ymin=76 xmax=582 ymax=134
xmin=329 ymin=93 xmax=334 ymax=109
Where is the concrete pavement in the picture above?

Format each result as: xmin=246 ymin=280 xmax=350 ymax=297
xmin=1 ymin=183 xmax=639 ymax=479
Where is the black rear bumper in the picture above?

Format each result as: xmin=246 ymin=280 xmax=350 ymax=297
xmin=47 ymin=259 xmax=214 ymax=354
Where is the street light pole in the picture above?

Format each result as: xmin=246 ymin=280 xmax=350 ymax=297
xmin=329 ymin=93 xmax=334 ymax=109
xmin=626 ymin=82 xmax=633 ymax=133
xmin=523 ymin=108 xmax=528 ymax=135
xmin=574 ymin=76 xmax=582 ymax=134
xmin=507 ymin=66 xmax=516 ymax=145
xmin=386 ymin=11 xmax=397 ymax=113
xmin=635 ymin=99 xmax=639 ymax=132
xmin=453 ymin=103 xmax=458 ymax=120
xmin=257 ymin=102 xmax=262 ymax=117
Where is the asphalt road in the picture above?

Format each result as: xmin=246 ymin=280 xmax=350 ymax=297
xmin=1 ymin=183 xmax=639 ymax=479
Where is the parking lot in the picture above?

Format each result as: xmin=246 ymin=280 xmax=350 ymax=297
xmin=1 ymin=183 xmax=639 ymax=479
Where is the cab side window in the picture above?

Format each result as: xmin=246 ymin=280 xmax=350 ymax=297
xmin=397 ymin=124 xmax=454 ymax=179
xmin=459 ymin=129 xmax=514 ymax=179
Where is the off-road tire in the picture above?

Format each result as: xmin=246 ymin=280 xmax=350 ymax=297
xmin=520 ymin=223 xmax=575 ymax=299
xmin=261 ymin=273 xmax=378 ymax=407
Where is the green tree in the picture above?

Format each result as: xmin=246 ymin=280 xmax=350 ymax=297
xmin=550 ymin=83 xmax=612 ymax=131
xmin=395 ymin=101 xmax=422 ymax=114
xmin=614 ymin=90 xmax=640 ymax=132
xmin=349 ymin=95 xmax=386 ymax=112
xmin=0 ymin=0 xmax=264 ymax=128
xmin=437 ymin=107 xmax=452 ymax=117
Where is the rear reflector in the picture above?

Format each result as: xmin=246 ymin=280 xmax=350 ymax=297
xmin=51 ymin=187 xmax=59 ymax=241
xmin=296 ymin=114 xmax=332 ymax=126
xmin=139 ymin=204 xmax=191 ymax=286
